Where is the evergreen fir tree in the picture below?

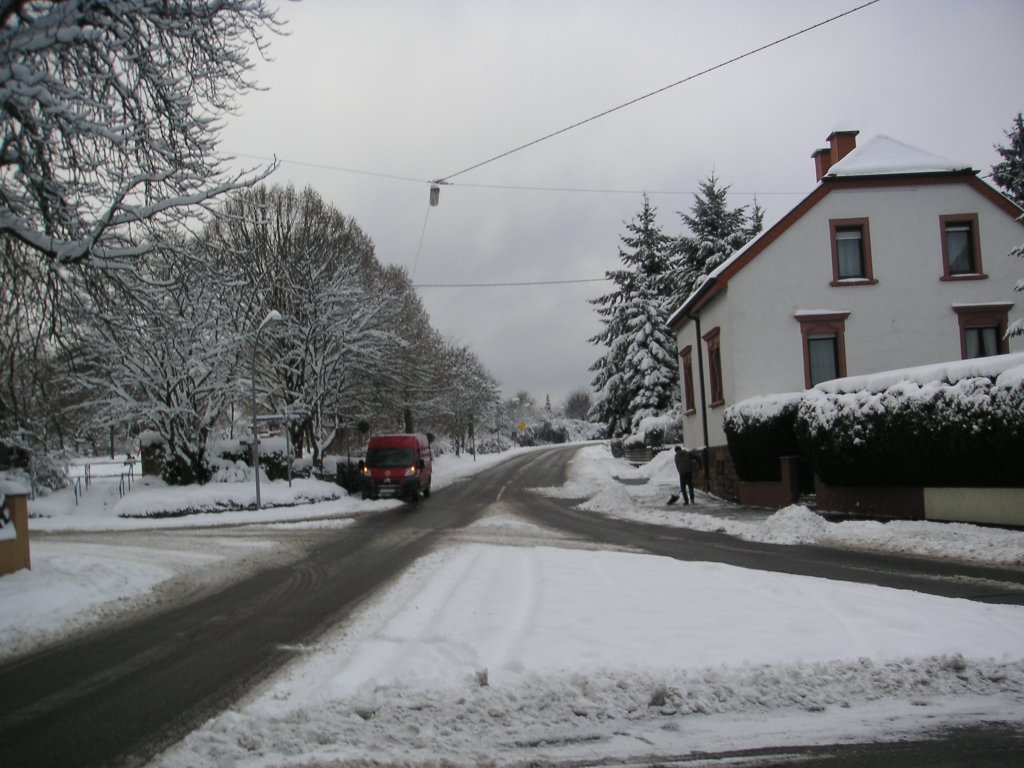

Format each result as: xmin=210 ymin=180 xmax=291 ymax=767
xmin=621 ymin=279 xmax=680 ymax=433
xmin=992 ymin=112 xmax=1024 ymax=207
xmin=589 ymin=194 xmax=675 ymax=437
xmin=671 ymin=172 xmax=763 ymax=299
xmin=745 ymin=196 xmax=765 ymax=241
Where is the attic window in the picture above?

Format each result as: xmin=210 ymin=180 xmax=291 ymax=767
xmin=829 ymin=218 xmax=876 ymax=285
xmin=940 ymin=214 xmax=986 ymax=280
xmin=836 ymin=228 xmax=864 ymax=278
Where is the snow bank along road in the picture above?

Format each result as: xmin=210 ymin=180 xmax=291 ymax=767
xmin=2 ymin=445 xmax=1023 ymax=768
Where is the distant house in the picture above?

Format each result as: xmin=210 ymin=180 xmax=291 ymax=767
xmin=668 ymin=130 xmax=1024 ymax=501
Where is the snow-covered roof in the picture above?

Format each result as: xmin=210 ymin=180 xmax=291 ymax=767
xmin=825 ymin=134 xmax=974 ymax=178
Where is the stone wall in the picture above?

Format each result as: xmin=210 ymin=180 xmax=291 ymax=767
xmin=698 ymin=444 xmax=741 ymax=502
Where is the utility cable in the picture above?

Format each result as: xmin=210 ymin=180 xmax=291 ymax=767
xmin=442 ymin=181 xmax=803 ymax=196
xmin=228 ymin=151 xmax=805 ymax=197
xmin=416 ymin=278 xmax=609 ymax=288
xmin=432 ymin=0 xmax=882 ymax=184
xmin=230 ymin=153 xmax=425 ymax=184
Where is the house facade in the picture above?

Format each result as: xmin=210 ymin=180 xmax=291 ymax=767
xmin=668 ymin=130 xmax=1024 ymax=501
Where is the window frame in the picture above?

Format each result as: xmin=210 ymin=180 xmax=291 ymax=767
xmin=829 ymin=218 xmax=877 ymax=286
xmin=795 ymin=312 xmax=850 ymax=389
xmin=703 ymin=327 xmax=724 ymax=408
xmin=679 ymin=345 xmax=696 ymax=414
xmin=939 ymin=213 xmax=986 ymax=281
xmin=953 ymin=303 xmax=1011 ymax=358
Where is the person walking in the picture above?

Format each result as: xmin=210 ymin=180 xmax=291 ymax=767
xmin=669 ymin=445 xmax=701 ymax=505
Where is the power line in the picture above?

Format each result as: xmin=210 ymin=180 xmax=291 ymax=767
xmin=432 ymin=0 xmax=882 ymax=184
xmin=230 ymin=153 xmax=427 ymax=184
xmin=443 ymin=181 xmax=805 ymax=196
xmin=416 ymin=277 xmax=609 ymax=288
xmin=232 ymin=151 xmax=805 ymax=197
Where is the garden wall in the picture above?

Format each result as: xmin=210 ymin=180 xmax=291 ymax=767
xmin=814 ymin=480 xmax=1024 ymax=526
xmin=923 ymin=487 xmax=1024 ymax=527
xmin=737 ymin=456 xmax=802 ymax=508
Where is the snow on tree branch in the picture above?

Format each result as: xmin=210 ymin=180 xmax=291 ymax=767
xmin=0 ymin=0 xmax=282 ymax=266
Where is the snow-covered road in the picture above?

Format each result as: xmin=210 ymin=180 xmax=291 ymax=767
xmin=3 ymin=444 xmax=1024 ymax=765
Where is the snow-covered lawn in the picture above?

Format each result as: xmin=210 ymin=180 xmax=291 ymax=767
xmin=3 ymin=443 xmax=1024 ymax=765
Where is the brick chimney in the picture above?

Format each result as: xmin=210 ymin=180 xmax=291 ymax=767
xmin=828 ymin=130 xmax=859 ymax=165
xmin=812 ymin=130 xmax=860 ymax=182
xmin=812 ymin=147 xmax=833 ymax=182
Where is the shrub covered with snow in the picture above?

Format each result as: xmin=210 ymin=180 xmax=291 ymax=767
xmin=623 ymin=408 xmax=684 ymax=449
xmin=208 ymin=437 xmax=296 ymax=482
xmin=161 ymin=448 xmax=213 ymax=487
xmin=725 ymin=355 xmax=1024 ymax=488
xmin=0 ymin=440 xmax=68 ymax=493
xmin=255 ymin=437 xmax=292 ymax=481
xmin=723 ymin=394 xmax=803 ymax=481
xmin=797 ymin=374 xmax=1023 ymax=487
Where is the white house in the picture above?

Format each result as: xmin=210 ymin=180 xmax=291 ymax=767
xmin=667 ymin=130 xmax=1024 ymax=501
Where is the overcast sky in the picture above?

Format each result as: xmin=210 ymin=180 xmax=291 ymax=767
xmin=220 ymin=0 xmax=1024 ymax=406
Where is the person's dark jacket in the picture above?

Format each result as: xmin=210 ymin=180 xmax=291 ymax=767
xmin=674 ymin=448 xmax=700 ymax=475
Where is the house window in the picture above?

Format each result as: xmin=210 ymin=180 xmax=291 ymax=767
xmin=680 ymin=345 xmax=696 ymax=414
xmin=796 ymin=311 xmax=850 ymax=388
xmin=965 ymin=327 xmax=1000 ymax=358
xmin=836 ymin=228 xmax=864 ymax=278
xmin=807 ymin=334 xmax=840 ymax=386
xmin=829 ymin=218 xmax=875 ymax=285
xmin=703 ymin=327 xmax=724 ymax=407
xmin=940 ymin=214 xmax=985 ymax=280
xmin=953 ymin=304 xmax=1011 ymax=358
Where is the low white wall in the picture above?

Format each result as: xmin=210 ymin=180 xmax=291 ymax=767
xmin=924 ymin=487 xmax=1024 ymax=527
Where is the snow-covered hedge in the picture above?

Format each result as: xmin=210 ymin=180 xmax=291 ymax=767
xmin=207 ymin=437 xmax=295 ymax=482
xmin=726 ymin=355 xmax=1024 ymax=488
xmin=723 ymin=394 xmax=803 ymax=481
xmin=798 ymin=373 xmax=1023 ymax=488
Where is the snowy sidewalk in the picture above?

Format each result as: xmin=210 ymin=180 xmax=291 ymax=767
xmin=549 ymin=445 xmax=1024 ymax=566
